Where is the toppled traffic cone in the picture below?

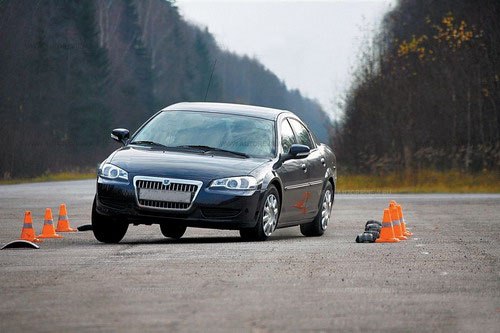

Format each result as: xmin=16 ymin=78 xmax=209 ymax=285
xmin=365 ymin=220 xmax=382 ymax=228
xmin=389 ymin=202 xmax=407 ymax=240
xmin=375 ymin=208 xmax=400 ymax=243
xmin=1 ymin=240 xmax=40 ymax=249
xmin=20 ymin=211 xmax=41 ymax=243
xmin=356 ymin=232 xmax=375 ymax=243
xmin=397 ymin=204 xmax=413 ymax=236
xmin=355 ymin=220 xmax=382 ymax=243
xmin=56 ymin=204 xmax=77 ymax=232
xmin=365 ymin=229 xmax=380 ymax=240
xmin=365 ymin=223 xmax=381 ymax=232
xmin=365 ymin=223 xmax=380 ymax=239
xmin=38 ymin=208 xmax=63 ymax=239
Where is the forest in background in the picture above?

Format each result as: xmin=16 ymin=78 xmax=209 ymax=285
xmin=337 ymin=0 xmax=499 ymax=174
xmin=0 ymin=0 xmax=330 ymax=178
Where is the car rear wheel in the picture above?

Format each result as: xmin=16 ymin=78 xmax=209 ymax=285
xmin=92 ymin=197 xmax=129 ymax=243
xmin=300 ymin=182 xmax=333 ymax=237
xmin=160 ymin=223 xmax=187 ymax=239
xmin=240 ymin=185 xmax=280 ymax=241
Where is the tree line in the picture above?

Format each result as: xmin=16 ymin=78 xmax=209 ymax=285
xmin=0 ymin=0 xmax=330 ymax=178
xmin=336 ymin=0 xmax=499 ymax=174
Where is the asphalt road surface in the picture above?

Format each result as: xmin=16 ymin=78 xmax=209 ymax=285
xmin=0 ymin=180 xmax=499 ymax=332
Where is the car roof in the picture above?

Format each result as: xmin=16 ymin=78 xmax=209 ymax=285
xmin=162 ymin=102 xmax=292 ymax=120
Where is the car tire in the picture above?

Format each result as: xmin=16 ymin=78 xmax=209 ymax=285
xmin=92 ymin=197 xmax=129 ymax=243
xmin=240 ymin=185 xmax=280 ymax=241
xmin=300 ymin=182 xmax=333 ymax=237
xmin=160 ymin=223 xmax=187 ymax=239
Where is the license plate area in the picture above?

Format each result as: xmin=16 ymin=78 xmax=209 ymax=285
xmin=139 ymin=189 xmax=191 ymax=203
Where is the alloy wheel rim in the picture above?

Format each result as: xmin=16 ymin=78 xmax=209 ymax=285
xmin=321 ymin=190 xmax=332 ymax=230
xmin=263 ymin=194 xmax=278 ymax=236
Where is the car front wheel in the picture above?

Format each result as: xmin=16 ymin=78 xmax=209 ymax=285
xmin=92 ymin=197 xmax=129 ymax=243
xmin=240 ymin=185 xmax=280 ymax=241
xmin=300 ymin=182 xmax=333 ymax=237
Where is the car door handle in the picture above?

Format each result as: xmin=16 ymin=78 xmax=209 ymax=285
xmin=320 ymin=157 xmax=326 ymax=166
xmin=301 ymin=163 xmax=307 ymax=173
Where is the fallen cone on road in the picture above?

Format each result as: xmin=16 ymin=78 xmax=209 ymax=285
xmin=38 ymin=208 xmax=63 ymax=239
xmin=365 ymin=222 xmax=381 ymax=232
xmin=356 ymin=232 xmax=375 ymax=243
xmin=365 ymin=220 xmax=382 ymax=228
xmin=389 ymin=202 xmax=407 ymax=240
xmin=365 ymin=229 xmax=380 ymax=240
xmin=1 ymin=240 xmax=40 ymax=249
xmin=20 ymin=211 xmax=41 ymax=243
xmin=355 ymin=222 xmax=381 ymax=243
xmin=364 ymin=223 xmax=381 ymax=239
xmin=375 ymin=208 xmax=400 ymax=243
xmin=56 ymin=204 xmax=77 ymax=232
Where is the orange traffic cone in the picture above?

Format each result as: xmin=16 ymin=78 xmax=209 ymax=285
xmin=390 ymin=200 xmax=412 ymax=236
xmin=375 ymin=208 xmax=400 ymax=243
xmin=56 ymin=204 xmax=77 ymax=232
xmin=389 ymin=202 xmax=407 ymax=240
xmin=20 ymin=211 xmax=42 ymax=243
xmin=397 ymin=204 xmax=413 ymax=236
xmin=38 ymin=208 xmax=63 ymax=239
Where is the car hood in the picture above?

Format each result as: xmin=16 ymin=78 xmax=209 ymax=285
xmin=109 ymin=146 xmax=269 ymax=182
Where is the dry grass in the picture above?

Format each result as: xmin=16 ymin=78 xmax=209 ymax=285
xmin=337 ymin=170 xmax=500 ymax=193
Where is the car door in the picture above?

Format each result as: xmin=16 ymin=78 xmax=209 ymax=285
xmin=288 ymin=118 xmax=325 ymax=217
xmin=276 ymin=118 xmax=311 ymax=224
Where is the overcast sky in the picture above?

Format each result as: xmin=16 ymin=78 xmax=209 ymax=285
xmin=176 ymin=0 xmax=395 ymax=119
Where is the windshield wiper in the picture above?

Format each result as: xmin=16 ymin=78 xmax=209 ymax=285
xmin=176 ymin=145 xmax=250 ymax=158
xmin=129 ymin=140 xmax=168 ymax=148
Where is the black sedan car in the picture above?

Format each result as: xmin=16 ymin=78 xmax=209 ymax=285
xmin=93 ymin=102 xmax=336 ymax=242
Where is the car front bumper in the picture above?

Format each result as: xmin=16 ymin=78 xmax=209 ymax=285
xmin=95 ymin=179 xmax=265 ymax=230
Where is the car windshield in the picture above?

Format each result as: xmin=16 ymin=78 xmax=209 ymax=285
xmin=131 ymin=111 xmax=276 ymax=158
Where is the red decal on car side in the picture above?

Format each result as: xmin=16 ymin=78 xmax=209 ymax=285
xmin=293 ymin=191 xmax=311 ymax=214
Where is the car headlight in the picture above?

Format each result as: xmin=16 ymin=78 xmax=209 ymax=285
xmin=99 ymin=163 xmax=128 ymax=181
xmin=210 ymin=176 xmax=257 ymax=190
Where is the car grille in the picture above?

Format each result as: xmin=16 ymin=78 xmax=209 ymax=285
xmin=134 ymin=177 xmax=203 ymax=211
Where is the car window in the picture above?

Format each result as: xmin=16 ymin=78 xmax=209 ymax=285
xmin=288 ymin=118 xmax=314 ymax=148
xmin=132 ymin=111 xmax=276 ymax=158
xmin=280 ymin=119 xmax=296 ymax=153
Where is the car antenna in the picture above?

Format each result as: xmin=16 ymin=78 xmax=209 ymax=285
xmin=204 ymin=58 xmax=217 ymax=102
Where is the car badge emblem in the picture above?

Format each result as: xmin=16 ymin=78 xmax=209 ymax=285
xmin=163 ymin=179 xmax=170 ymax=186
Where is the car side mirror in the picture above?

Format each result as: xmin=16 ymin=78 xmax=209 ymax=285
xmin=289 ymin=144 xmax=310 ymax=158
xmin=281 ymin=144 xmax=310 ymax=162
xmin=111 ymin=128 xmax=129 ymax=145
